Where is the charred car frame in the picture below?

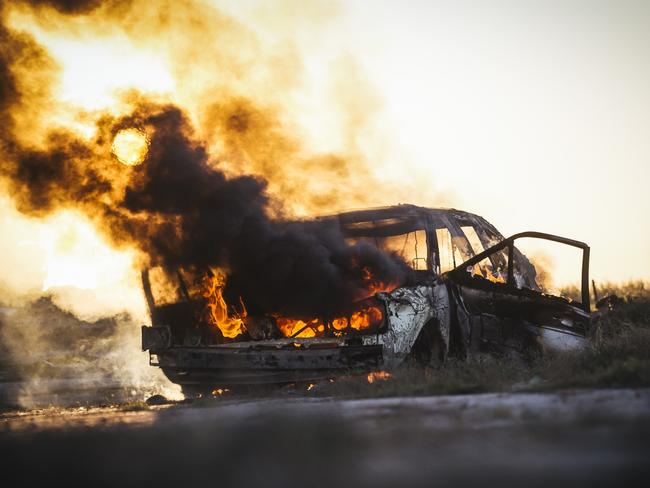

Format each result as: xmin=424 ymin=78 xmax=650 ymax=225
xmin=142 ymin=205 xmax=591 ymax=390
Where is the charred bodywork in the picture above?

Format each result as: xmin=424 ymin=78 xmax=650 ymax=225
xmin=142 ymin=205 xmax=591 ymax=389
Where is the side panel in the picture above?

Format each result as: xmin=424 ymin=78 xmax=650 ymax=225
xmin=452 ymin=280 xmax=589 ymax=353
xmin=371 ymin=284 xmax=451 ymax=367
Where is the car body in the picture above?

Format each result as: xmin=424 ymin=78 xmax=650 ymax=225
xmin=141 ymin=205 xmax=591 ymax=390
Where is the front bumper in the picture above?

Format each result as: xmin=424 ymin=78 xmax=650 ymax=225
xmin=143 ymin=325 xmax=383 ymax=384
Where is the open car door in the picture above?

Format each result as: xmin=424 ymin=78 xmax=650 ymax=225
xmin=445 ymin=232 xmax=591 ymax=355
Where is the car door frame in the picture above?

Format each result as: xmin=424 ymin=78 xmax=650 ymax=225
xmin=445 ymin=231 xmax=590 ymax=353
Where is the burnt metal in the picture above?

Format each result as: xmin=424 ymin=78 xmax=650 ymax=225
xmin=156 ymin=344 xmax=382 ymax=371
xmin=289 ymin=322 xmax=312 ymax=339
xmin=449 ymin=231 xmax=591 ymax=312
xmin=142 ymin=325 xmax=172 ymax=351
xmin=142 ymin=205 xmax=593 ymax=390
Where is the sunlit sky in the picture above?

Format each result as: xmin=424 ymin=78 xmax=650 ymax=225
xmin=2 ymin=0 xmax=648 ymax=314
xmin=222 ymin=0 xmax=650 ymax=285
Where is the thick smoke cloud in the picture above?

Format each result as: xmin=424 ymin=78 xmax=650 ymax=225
xmin=0 ymin=1 xmax=410 ymax=320
xmin=4 ymin=101 xmax=410 ymax=317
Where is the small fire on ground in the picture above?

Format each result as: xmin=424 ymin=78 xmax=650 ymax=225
xmin=367 ymin=371 xmax=392 ymax=384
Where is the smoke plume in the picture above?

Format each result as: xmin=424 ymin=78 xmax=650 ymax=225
xmin=0 ymin=1 xmax=410 ymax=320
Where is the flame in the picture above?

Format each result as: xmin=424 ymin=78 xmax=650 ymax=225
xmin=367 ymin=371 xmax=391 ymax=384
xmin=276 ymin=305 xmax=383 ymax=338
xmin=212 ymin=388 xmax=230 ymax=396
xmin=112 ymin=128 xmax=149 ymax=166
xmin=276 ymin=317 xmax=320 ymax=338
xmin=307 ymin=383 xmax=316 ymax=391
xmin=487 ymin=272 xmax=506 ymax=284
xmin=359 ymin=266 xmax=397 ymax=298
xmin=350 ymin=306 xmax=383 ymax=330
xmin=331 ymin=317 xmax=348 ymax=331
xmin=475 ymin=266 xmax=506 ymax=284
xmin=201 ymin=271 xmax=247 ymax=338
xmin=198 ymin=270 xmax=383 ymax=340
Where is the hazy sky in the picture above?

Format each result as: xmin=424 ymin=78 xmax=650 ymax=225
xmin=358 ymin=0 xmax=650 ymax=285
xmin=2 ymin=0 xmax=648 ymax=315
xmin=359 ymin=0 xmax=650 ymax=285
xmin=225 ymin=0 xmax=650 ymax=285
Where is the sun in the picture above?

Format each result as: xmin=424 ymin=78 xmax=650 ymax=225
xmin=111 ymin=128 xmax=149 ymax=166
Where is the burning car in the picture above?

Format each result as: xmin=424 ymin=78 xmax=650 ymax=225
xmin=141 ymin=205 xmax=591 ymax=393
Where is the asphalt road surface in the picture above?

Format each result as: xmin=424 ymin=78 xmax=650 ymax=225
xmin=1 ymin=388 xmax=649 ymax=487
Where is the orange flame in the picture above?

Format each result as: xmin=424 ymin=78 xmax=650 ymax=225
xmin=367 ymin=371 xmax=391 ymax=384
xmin=350 ymin=306 xmax=383 ymax=330
xmin=276 ymin=305 xmax=383 ymax=338
xmin=358 ymin=266 xmax=397 ymax=299
xmin=276 ymin=317 xmax=321 ymax=338
xmin=201 ymin=271 xmax=247 ymax=338
xmin=200 ymin=266 xmax=386 ymax=340
xmin=330 ymin=306 xmax=383 ymax=332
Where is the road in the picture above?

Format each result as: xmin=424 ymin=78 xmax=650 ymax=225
xmin=1 ymin=387 xmax=648 ymax=487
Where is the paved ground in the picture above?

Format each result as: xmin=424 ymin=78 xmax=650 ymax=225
xmin=1 ymin=388 xmax=649 ymax=487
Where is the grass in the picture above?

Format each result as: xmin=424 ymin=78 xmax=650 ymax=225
xmin=537 ymin=294 xmax=650 ymax=390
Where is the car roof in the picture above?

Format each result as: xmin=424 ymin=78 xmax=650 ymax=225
xmin=324 ymin=204 xmax=505 ymax=241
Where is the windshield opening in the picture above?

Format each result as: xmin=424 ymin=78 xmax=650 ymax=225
xmin=460 ymin=225 xmax=508 ymax=282
xmin=345 ymin=229 xmax=428 ymax=271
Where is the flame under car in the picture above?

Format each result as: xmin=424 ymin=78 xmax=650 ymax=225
xmin=141 ymin=205 xmax=591 ymax=393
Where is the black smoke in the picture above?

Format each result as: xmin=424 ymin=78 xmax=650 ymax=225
xmin=0 ymin=2 xmax=410 ymax=319
xmin=112 ymin=106 xmax=410 ymax=317
xmin=12 ymin=1 xmax=117 ymax=15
